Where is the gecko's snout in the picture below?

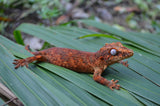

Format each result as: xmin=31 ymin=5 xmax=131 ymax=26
xmin=128 ymin=49 xmax=134 ymax=57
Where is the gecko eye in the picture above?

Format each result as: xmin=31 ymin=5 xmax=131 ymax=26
xmin=110 ymin=49 xmax=117 ymax=55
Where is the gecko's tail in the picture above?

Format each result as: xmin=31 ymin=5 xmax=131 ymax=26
xmin=25 ymin=45 xmax=36 ymax=55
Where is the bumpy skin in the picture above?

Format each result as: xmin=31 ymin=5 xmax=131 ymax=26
xmin=13 ymin=42 xmax=133 ymax=90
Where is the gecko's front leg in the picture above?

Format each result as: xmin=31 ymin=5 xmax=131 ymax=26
xmin=93 ymin=67 xmax=120 ymax=90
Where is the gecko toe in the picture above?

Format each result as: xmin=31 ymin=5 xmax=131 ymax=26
xmin=15 ymin=64 xmax=20 ymax=69
xmin=115 ymin=84 xmax=120 ymax=90
xmin=13 ymin=59 xmax=18 ymax=61
xmin=115 ymin=80 xmax=119 ymax=83
xmin=13 ymin=59 xmax=28 ymax=69
xmin=109 ymin=79 xmax=120 ymax=90
xmin=13 ymin=62 xmax=17 ymax=65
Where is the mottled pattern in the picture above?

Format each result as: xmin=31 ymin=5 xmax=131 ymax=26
xmin=37 ymin=48 xmax=95 ymax=73
xmin=13 ymin=42 xmax=133 ymax=90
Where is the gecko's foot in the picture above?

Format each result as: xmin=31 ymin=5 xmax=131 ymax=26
xmin=13 ymin=59 xmax=29 ymax=69
xmin=109 ymin=79 xmax=120 ymax=90
xmin=119 ymin=60 xmax=128 ymax=67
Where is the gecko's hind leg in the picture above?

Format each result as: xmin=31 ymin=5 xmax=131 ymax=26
xmin=13 ymin=55 xmax=43 ymax=69
xmin=25 ymin=45 xmax=35 ymax=55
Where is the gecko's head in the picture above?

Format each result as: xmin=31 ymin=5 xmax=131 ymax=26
xmin=97 ymin=42 xmax=134 ymax=65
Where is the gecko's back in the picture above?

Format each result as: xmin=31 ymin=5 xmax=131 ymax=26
xmin=35 ymin=47 xmax=95 ymax=73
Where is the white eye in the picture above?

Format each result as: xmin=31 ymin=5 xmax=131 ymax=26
xmin=110 ymin=49 xmax=117 ymax=55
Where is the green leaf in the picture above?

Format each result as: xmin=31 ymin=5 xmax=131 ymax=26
xmin=78 ymin=34 xmax=119 ymax=40
xmin=108 ymin=64 xmax=160 ymax=104
xmin=18 ymin=24 xmax=160 ymax=104
xmin=0 ymin=35 xmax=141 ymax=106
xmin=0 ymin=21 xmax=160 ymax=105
xmin=130 ymin=93 xmax=159 ymax=106
xmin=13 ymin=30 xmax=24 ymax=45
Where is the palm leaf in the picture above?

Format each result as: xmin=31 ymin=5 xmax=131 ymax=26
xmin=0 ymin=35 xmax=139 ymax=105
xmin=0 ymin=20 xmax=160 ymax=105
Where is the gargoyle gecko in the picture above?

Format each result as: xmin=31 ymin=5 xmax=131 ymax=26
xmin=13 ymin=42 xmax=133 ymax=90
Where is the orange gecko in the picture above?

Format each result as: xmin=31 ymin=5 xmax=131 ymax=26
xmin=13 ymin=42 xmax=133 ymax=90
